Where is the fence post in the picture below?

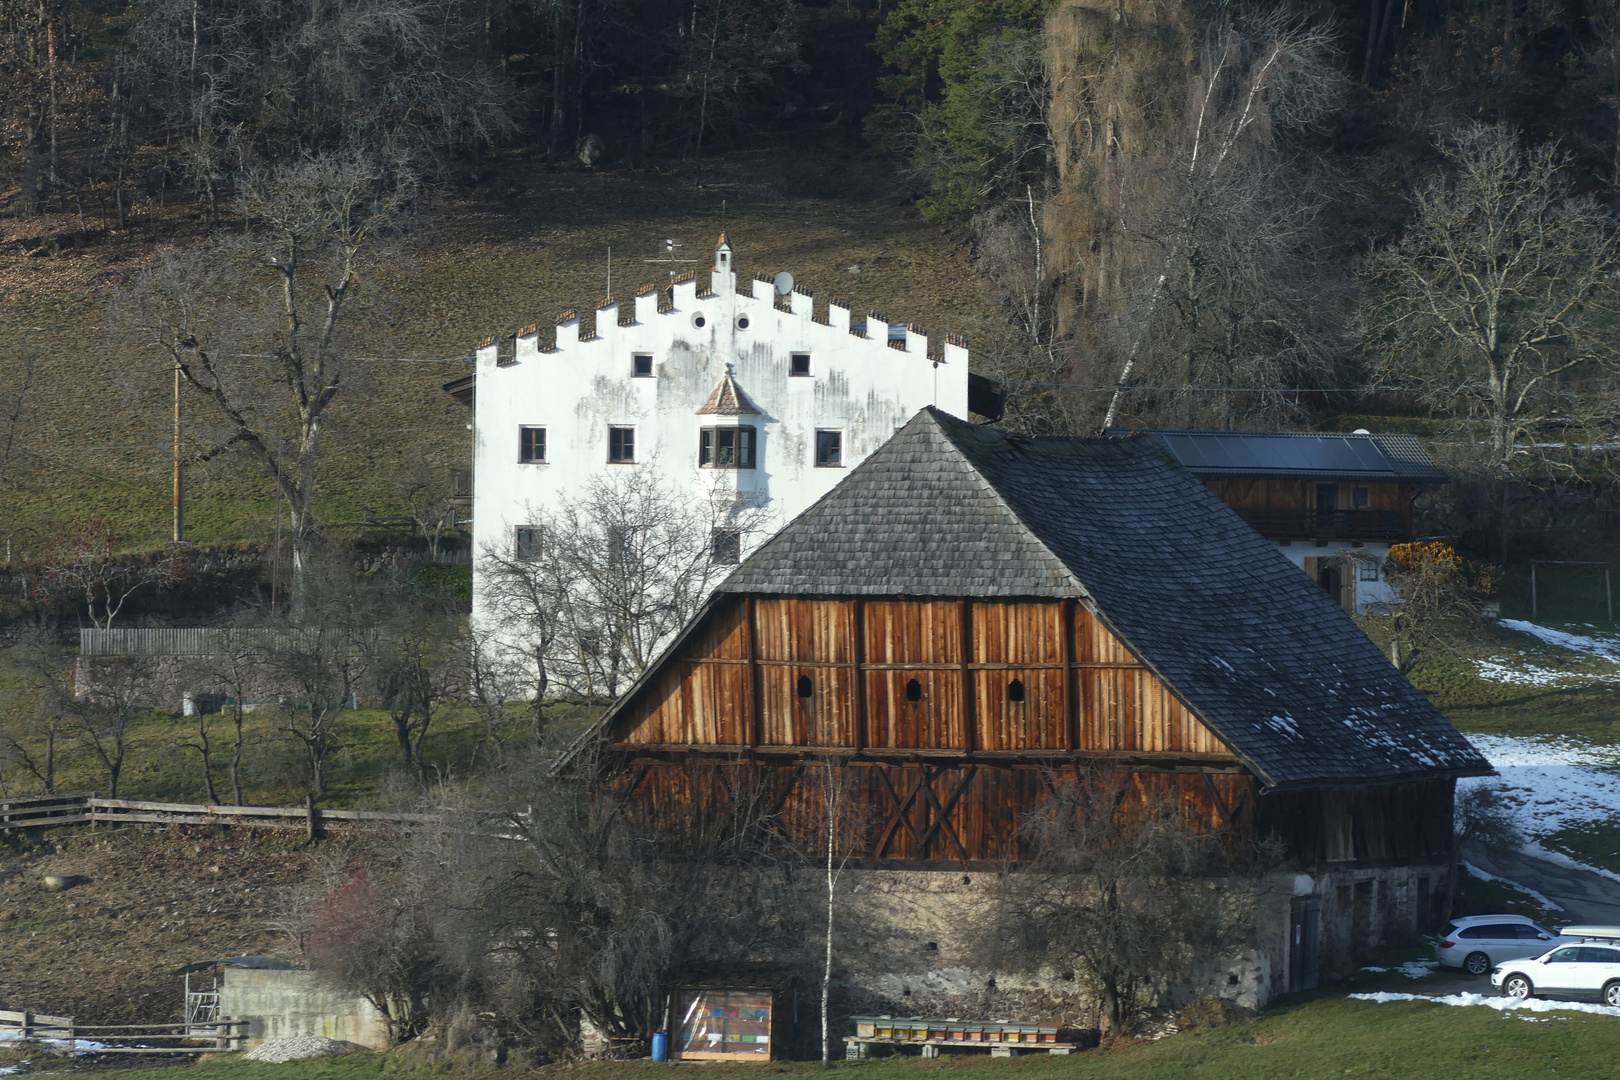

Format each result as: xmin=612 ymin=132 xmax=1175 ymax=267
xmin=21 ymin=1011 xmax=31 ymax=1040
xmin=1531 ymin=562 xmax=1538 ymax=620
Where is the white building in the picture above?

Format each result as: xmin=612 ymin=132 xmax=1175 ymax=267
xmin=454 ymin=236 xmax=986 ymax=614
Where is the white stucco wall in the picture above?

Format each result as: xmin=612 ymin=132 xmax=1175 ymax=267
xmin=469 ymin=238 xmax=970 ymax=621
xmin=1274 ymin=541 xmax=1398 ymax=613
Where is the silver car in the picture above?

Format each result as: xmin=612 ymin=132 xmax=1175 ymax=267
xmin=1435 ymin=915 xmax=1568 ymax=976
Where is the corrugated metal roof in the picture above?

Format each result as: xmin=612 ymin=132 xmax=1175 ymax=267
xmin=1109 ymin=429 xmax=1449 ymax=483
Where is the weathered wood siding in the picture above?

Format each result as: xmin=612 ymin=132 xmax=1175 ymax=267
xmin=617 ymin=596 xmax=1235 ymax=760
xmin=608 ymin=759 xmax=1260 ymax=866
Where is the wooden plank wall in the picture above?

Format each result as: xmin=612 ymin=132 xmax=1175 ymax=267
xmin=617 ymin=596 xmax=1235 ymax=760
xmin=610 ymin=760 xmax=1259 ymax=866
xmin=1204 ymin=479 xmax=1405 ymax=513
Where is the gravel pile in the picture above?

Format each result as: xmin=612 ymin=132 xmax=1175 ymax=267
xmin=243 ymin=1036 xmax=352 ymax=1063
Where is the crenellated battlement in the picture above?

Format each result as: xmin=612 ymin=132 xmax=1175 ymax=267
xmin=475 ymin=237 xmax=965 ymax=370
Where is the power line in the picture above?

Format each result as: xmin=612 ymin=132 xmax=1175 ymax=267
xmin=1001 ymin=379 xmax=1379 ymax=393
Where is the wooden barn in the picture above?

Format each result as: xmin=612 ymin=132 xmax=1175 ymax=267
xmin=585 ymin=408 xmax=1491 ymax=993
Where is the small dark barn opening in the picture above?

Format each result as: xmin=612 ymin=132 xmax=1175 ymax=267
xmin=905 ymin=678 xmax=922 ymax=701
xmin=1008 ymin=678 xmax=1025 ymax=702
xmin=796 ymin=675 xmax=813 ymax=698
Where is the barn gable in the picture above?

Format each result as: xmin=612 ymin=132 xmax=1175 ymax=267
xmin=598 ymin=409 xmax=1489 ymax=790
xmin=613 ymin=595 xmax=1232 ymax=759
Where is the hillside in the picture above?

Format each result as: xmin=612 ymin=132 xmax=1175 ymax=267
xmin=0 ymin=146 xmax=997 ymax=554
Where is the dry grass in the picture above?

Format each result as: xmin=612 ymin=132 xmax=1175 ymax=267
xmin=0 ymin=146 xmax=996 ymax=553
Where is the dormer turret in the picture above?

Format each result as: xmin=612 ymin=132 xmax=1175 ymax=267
xmin=712 ymin=234 xmax=736 ymax=297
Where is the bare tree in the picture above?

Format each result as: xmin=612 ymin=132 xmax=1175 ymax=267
xmin=1075 ymin=7 xmax=1347 ymax=433
xmin=261 ymin=573 xmax=376 ymax=841
xmin=119 ymin=154 xmax=413 ymax=611
xmin=200 ymin=623 xmax=268 ymax=805
xmin=1363 ymin=124 xmax=1620 ymax=562
xmin=31 ymin=515 xmax=188 ymax=628
xmin=373 ymin=604 xmax=463 ymax=781
xmin=676 ymin=0 xmax=804 ymax=180
xmin=305 ymin=866 xmax=431 ymax=1044
xmin=979 ymin=768 xmax=1275 ymax=1039
xmin=480 ymin=472 xmax=760 ymax=703
xmin=1377 ymin=541 xmax=1501 ymax=674
xmin=0 ymin=629 xmax=75 ymax=794
xmin=73 ymin=657 xmax=147 ymax=798
xmin=1442 ymin=784 xmax=1524 ymax=929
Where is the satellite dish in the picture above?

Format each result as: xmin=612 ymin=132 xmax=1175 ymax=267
xmin=773 ymin=271 xmax=795 ymax=297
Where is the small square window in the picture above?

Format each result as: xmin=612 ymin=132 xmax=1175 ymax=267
xmin=790 ymin=352 xmax=812 ymax=377
xmin=1353 ymin=486 xmax=1370 ymax=509
xmin=815 ymin=430 xmax=842 ymax=468
xmin=519 ymin=426 xmax=546 ymax=463
xmin=608 ymin=426 xmax=635 ymax=463
xmin=514 ymin=527 xmax=542 ymax=560
xmin=632 ymin=353 xmax=654 ymax=377
xmin=1359 ymin=563 xmax=1380 ymax=582
xmin=699 ymin=426 xmax=756 ymax=469
xmin=711 ymin=528 xmax=741 ymax=565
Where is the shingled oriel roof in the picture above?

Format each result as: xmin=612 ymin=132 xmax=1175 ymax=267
xmin=717 ymin=408 xmax=1488 ymax=790
xmin=695 ymin=366 xmax=762 ymax=416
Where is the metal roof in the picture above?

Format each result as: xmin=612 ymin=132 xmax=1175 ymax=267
xmin=1110 ymin=429 xmax=1449 ymax=483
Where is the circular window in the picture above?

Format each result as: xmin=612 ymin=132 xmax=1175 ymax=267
xmin=736 ymin=315 xmax=750 ymax=330
xmin=691 ymin=312 xmax=706 ymax=329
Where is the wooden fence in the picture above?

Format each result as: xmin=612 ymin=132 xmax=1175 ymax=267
xmin=0 ymin=1010 xmax=247 ymax=1054
xmin=79 ymin=628 xmax=310 ymax=657
xmin=0 ymin=792 xmax=436 ymax=832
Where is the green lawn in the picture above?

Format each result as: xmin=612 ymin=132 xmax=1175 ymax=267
xmin=21 ymin=996 xmax=1620 ymax=1080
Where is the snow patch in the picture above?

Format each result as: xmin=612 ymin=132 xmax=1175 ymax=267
xmin=1349 ymin=991 xmax=1620 ymax=1017
xmin=1463 ymin=859 xmax=1563 ymax=911
xmin=1461 ymin=734 xmax=1620 ymax=884
xmin=1472 ymin=659 xmax=1594 ymax=687
xmin=1499 ymin=621 xmax=1620 ymax=660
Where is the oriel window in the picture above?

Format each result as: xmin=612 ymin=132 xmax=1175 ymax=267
xmin=519 ymin=426 xmax=546 ymax=463
xmin=815 ymin=430 xmax=842 ymax=468
xmin=608 ymin=426 xmax=636 ymax=463
xmin=700 ymin=426 xmax=756 ymax=469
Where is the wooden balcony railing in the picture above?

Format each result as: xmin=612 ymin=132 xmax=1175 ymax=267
xmin=1230 ymin=507 xmax=1408 ymax=542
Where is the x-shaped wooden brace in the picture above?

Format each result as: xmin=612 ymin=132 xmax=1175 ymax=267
xmin=871 ymin=766 xmax=977 ymax=866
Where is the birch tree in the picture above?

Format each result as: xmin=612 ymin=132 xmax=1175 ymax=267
xmin=1094 ymin=8 xmax=1347 ymax=432
xmin=1363 ymin=124 xmax=1620 ymax=562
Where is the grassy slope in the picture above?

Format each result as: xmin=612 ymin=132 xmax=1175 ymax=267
xmin=32 ymin=997 xmax=1620 ymax=1080
xmin=0 ymin=148 xmax=995 ymax=553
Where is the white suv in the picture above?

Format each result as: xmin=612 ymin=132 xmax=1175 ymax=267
xmin=1436 ymin=915 xmax=1569 ymax=976
xmin=1492 ymin=931 xmax=1620 ymax=1007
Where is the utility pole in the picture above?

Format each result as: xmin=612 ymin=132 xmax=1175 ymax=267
xmin=172 ymin=356 xmax=184 ymax=543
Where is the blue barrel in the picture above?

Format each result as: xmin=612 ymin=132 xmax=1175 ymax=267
xmin=651 ymin=1032 xmax=669 ymax=1063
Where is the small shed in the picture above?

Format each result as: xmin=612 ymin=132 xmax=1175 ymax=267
xmin=666 ymin=969 xmax=796 ymax=1062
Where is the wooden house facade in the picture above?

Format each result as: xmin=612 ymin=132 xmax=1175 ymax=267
xmin=591 ymin=409 xmax=1488 ymax=880
xmin=1110 ymin=428 xmax=1450 ymax=614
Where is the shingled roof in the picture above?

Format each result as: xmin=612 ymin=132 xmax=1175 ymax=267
xmin=718 ymin=408 xmax=1488 ymax=790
